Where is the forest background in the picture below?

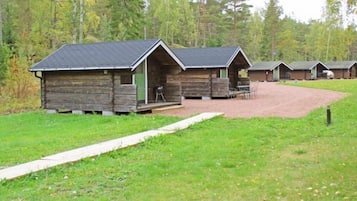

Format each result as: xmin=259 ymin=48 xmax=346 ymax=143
xmin=0 ymin=0 xmax=357 ymax=113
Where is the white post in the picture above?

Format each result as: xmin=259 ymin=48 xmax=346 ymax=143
xmin=144 ymin=58 xmax=148 ymax=104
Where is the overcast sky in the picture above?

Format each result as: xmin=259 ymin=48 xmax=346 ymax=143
xmin=246 ymin=0 xmax=326 ymax=22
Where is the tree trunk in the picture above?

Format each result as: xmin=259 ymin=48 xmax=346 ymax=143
xmin=72 ymin=0 xmax=77 ymax=44
xmin=0 ymin=3 xmax=2 ymax=43
xmin=50 ymin=0 xmax=57 ymax=48
xmin=79 ymin=0 xmax=84 ymax=43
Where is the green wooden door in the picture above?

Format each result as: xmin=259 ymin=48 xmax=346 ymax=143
xmin=135 ymin=64 xmax=145 ymax=102
xmin=220 ymin=69 xmax=227 ymax=78
xmin=273 ymin=67 xmax=279 ymax=81
xmin=311 ymin=67 xmax=317 ymax=79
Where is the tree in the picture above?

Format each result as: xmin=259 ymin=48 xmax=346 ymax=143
xmin=204 ymin=0 xmax=225 ymax=47
xmin=72 ymin=0 xmax=77 ymax=44
xmin=324 ymin=0 xmax=343 ymax=60
xmin=347 ymin=0 xmax=357 ymax=15
xmin=0 ymin=44 xmax=9 ymax=86
xmin=245 ymin=11 xmax=263 ymax=61
xmin=79 ymin=0 xmax=83 ymax=43
xmin=305 ymin=21 xmax=327 ymax=60
xmin=276 ymin=17 xmax=305 ymax=62
xmin=108 ymin=0 xmax=145 ymax=41
xmin=261 ymin=0 xmax=282 ymax=61
xmin=2 ymin=1 xmax=16 ymax=47
xmin=0 ymin=2 xmax=3 ymax=43
xmin=221 ymin=0 xmax=251 ymax=47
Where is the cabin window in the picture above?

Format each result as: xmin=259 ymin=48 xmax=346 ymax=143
xmin=121 ymin=74 xmax=132 ymax=84
xmin=220 ymin=69 xmax=227 ymax=78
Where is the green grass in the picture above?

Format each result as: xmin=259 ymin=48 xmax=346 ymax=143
xmin=1 ymin=79 xmax=357 ymax=200
xmin=0 ymin=111 xmax=181 ymax=167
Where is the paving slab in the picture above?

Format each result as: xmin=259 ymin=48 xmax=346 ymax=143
xmin=0 ymin=112 xmax=223 ymax=181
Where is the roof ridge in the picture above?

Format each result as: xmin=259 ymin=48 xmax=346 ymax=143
xmin=63 ymin=38 xmax=160 ymax=47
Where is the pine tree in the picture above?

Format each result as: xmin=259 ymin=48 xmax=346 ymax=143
xmin=108 ymin=0 xmax=145 ymax=41
xmin=261 ymin=0 xmax=282 ymax=61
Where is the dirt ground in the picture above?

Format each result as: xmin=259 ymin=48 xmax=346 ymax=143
xmin=153 ymin=82 xmax=347 ymax=118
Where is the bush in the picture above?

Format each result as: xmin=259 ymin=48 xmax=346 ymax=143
xmin=0 ymin=57 xmax=40 ymax=114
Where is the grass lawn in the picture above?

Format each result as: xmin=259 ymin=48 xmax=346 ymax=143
xmin=1 ymin=79 xmax=357 ymax=200
xmin=0 ymin=112 xmax=181 ymax=167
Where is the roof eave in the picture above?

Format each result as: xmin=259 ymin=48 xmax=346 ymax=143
xmin=185 ymin=65 xmax=226 ymax=69
xmin=30 ymin=66 xmax=131 ymax=72
xmin=131 ymin=39 xmax=186 ymax=71
xmin=226 ymin=48 xmax=252 ymax=67
xmin=281 ymin=62 xmax=294 ymax=70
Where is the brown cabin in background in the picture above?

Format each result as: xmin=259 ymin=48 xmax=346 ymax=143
xmin=289 ymin=61 xmax=329 ymax=80
xmin=248 ymin=61 xmax=293 ymax=81
xmin=325 ymin=61 xmax=357 ymax=79
xmin=172 ymin=47 xmax=251 ymax=99
xmin=30 ymin=39 xmax=185 ymax=114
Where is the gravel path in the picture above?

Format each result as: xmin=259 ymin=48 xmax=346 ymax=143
xmin=154 ymin=82 xmax=347 ymax=118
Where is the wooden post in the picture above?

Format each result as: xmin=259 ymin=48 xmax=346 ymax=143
xmin=327 ymin=105 xmax=331 ymax=126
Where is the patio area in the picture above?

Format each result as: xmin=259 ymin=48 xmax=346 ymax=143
xmin=152 ymin=82 xmax=347 ymax=118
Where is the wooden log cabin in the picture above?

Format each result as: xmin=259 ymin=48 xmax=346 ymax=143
xmin=248 ymin=61 xmax=293 ymax=81
xmin=325 ymin=61 xmax=357 ymax=79
xmin=30 ymin=39 xmax=185 ymax=114
xmin=289 ymin=61 xmax=329 ymax=80
xmin=172 ymin=47 xmax=252 ymax=99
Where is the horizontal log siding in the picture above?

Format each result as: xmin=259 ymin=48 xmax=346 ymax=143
xmin=173 ymin=70 xmax=214 ymax=98
xmin=211 ymin=78 xmax=230 ymax=97
xmin=249 ymin=71 xmax=270 ymax=82
xmin=147 ymin=59 xmax=161 ymax=103
xmin=352 ymin=66 xmax=357 ymax=78
xmin=41 ymin=74 xmax=45 ymax=109
xmin=331 ymin=69 xmax=351 ymax=79
xmin=164 ymin=82 xmax=182 ymax=102
xmin=280 ymin=67 xmax=292 ymax=80
xmin=291 ymin=70 xmax=310 ymax=80
xmin=44 ymin=71 xmax=113 ymax=111
xmin=158 ymin=65 xmax=182 ymax=102
xmin=114 ymin=85 xmax=137 ymax=112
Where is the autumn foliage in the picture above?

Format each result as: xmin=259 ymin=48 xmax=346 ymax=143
xmin=0 ymin=57 xmax=39 ymax=114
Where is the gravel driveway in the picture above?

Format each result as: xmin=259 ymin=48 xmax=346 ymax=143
xmin=153 ymin=82 xmax=347 ymax=118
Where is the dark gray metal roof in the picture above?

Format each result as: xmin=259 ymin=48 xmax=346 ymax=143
xmin=31 ymin=39 xmax=184 ymax=72
xmin=249 ymin=61 xmax=292 ymax=71
xmin=325 ymin=61 xmax=357 ymax=69
xmin=173 ymin=47 xmax=251 ymax=68
xmin=289 ymin=61 xmax=328 ymax=70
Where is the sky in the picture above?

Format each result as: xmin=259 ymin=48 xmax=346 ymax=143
xmin=246 ymin=0 xmax=326 ymax=23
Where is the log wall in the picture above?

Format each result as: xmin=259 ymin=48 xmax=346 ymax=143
xmin=148 ymin=59 xmax=161 ymax=102
xmin=164 ymin=82 xmax=182 ymax=102
xmin=171 ymin=69 xmax=215 ymax=98
xmin=279 ymin=66 xmax=292 ymax=80
xmin=41 ymin=73 xmax=45 ymax=109
xmin=42 ymin=62 xmax=183 ymax=113
xmin=43 ymin=71 xmax=114 ymax=111
xmin=114 ymin=84 xmax=137 ymax=112
xmin=352 ymin=66 xmax=357 ymax=78
xmin=249 ymin=71 xmax=272 ymax=81
xmin=291 ymin=70 xmax=310 ymax=80
xmin=331 ymin=69 xmax=350 ymax=79
xmin=211 ymin=78 xmax=230 ymax=97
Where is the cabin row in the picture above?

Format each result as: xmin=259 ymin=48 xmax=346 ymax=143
xmin=249 ymin=61 xmax=357 ymax=81
xmin=31 ymin=39 xmax=251 ymax=114
xmin=31 ymin=39 xmax=356 ymax=114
